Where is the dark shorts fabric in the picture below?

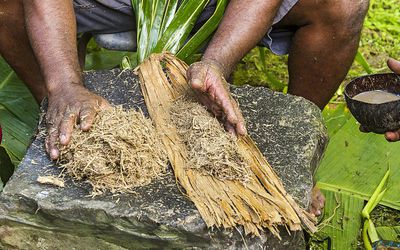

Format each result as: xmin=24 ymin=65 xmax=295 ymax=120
xmin=73 ymin=0 xmax=299 ymax=55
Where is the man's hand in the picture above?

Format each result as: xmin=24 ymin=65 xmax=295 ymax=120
xmin=187 ymin=60 xmax=247 ymax=136
xmin=46 ymin=84 xmax=110 ymax=160
xmin=384 ymin=58 xmax=400 ymax=142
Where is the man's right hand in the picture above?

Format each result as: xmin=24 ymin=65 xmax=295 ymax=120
xmin=187 ymin=59 xmax=247 ymax=136
xmin=46 ymin=84 xmax=110 ymax=160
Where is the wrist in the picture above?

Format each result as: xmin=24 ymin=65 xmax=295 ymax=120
xmin=46 ymin=76 xmax=83 ymax=95
xmin=201 ymin=57 xmax=232 ymax=79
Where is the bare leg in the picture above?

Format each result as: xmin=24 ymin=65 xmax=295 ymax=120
xmin=276 ymin=0 xmax=370 ymax=109
xmin=0 ymin=0 xmax=46 ymax=102
xmin=274 ymin=0 xmax=370 ymax=215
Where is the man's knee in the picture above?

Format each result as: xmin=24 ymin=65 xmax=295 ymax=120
xmin=317 ymin=0 xmax=370 ymax=32
xmin=0 ymin=0 xmax=23 ymax=31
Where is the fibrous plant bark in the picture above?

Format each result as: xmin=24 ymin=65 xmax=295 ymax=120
xmin=136 ymin=52 xmax=316 ymax=237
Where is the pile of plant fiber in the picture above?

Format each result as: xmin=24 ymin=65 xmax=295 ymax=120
xmin=170 ymin=98 xmax=250 ymax=183
xmin=58 ymin=106 xmax=168 ymax=195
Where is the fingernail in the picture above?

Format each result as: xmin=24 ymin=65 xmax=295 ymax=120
xmin=51 ymin=149 xmax=59 ymax=159
xmin=191 ymin=79 xmax=203 ymax=88
xmin=385 ymin=134 xmax=394 ymax=142
xmin=238 ymin=124 xmax=247 ymax=135
xmin=80 ymin=123 xmax=89 ymax=131
xmin=60 ymin=134 xmax=66 ymax=143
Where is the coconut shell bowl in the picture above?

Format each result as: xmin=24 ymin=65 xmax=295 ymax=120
xmin=344 ymin=73 xmax=400 ymax=134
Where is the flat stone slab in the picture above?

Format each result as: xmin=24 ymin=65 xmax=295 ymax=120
xmin=0 ymin=69 xmax=328 ymax=249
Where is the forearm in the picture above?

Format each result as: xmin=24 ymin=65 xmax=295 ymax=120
xmin=23 ymin=0 xmax=81 ymax=94
xmin=203 ymin=0 xmax=283 ymax=78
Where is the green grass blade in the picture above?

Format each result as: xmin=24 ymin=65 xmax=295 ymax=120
xmin=355 ymin=50 xmax=374 ymax=74
xmin=362 ymin=169 xmax=390 ymax=218
xmin=255 ymin=47 xmax=285 ymax=90
xmin=177 ymin=0 xmax=228 ymax=61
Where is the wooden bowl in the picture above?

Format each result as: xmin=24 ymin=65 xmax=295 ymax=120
xmin=344 ymin=73 xmax=400 ymax=134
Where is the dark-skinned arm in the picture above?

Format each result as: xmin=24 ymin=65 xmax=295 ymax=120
xmin=23 ymin=0 xmax=109 ymax=160
xmin=187 ymin=0 xmax=283 ymax=135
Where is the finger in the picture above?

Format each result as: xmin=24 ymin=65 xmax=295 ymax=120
xmin=388 ymin=58 xmax=400 ymax=74
xmin=187 ymin=63 xmax=207 ymax=91
xmin=99 ymin=98 xmax=111 ymax=110
xmin=59 ymin=108 xmax=78 ymax=145
xmin=385 ymin=131 xmax=400 ymax=142
xmin=46 ymin=115 xmax=63 ymax=160
xmin=79 ymin=105 xmax=97 ymax=131
xmin=311 ymin=206 xmax=322 ymax=216
xmin=231 ymin=99 xmax=247 ymax=135
xmin=224 ymin=122 xmax=236 ymax=136
xmin=209 ymin=81 xmax=245 ymax=135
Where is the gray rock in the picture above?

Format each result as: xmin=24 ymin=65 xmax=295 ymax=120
xmin=0 ymin=69 xmax=328 ymax=249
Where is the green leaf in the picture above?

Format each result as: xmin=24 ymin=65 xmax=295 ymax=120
xmin=316 ymin=116 xmax=400 ymax=210
xmin=132 ymin=0 xmax=228 ymax=63
xmin=322 ymin=103 xmax=352 ymax=138
xmin=362 ymin=169 xmax=389 ymax=218
xmin=251 ymin=47 xmax=285 ymax=91
xmin=363 ymin=220 xmax=373 ymax=250
xmin=355 ymin=51 xmax=374 ymax=74
xmin=135 ymin=0 xmax=167 ymax=62
xmin=376 ymin=226 xmax=400 ymax=241
xmin=0 ymin=57 xmax=38 ymax=169
xmin=177 ymin=0 xmax=228 ymax=61
xmin=160 ymin=0 xmax=179 ymax=35
xmin=153 ymin=0 xmax=209 ymax=55
xmin=314 ymin=189 xmax=364 ymax=250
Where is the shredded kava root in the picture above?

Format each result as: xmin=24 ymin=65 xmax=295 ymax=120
xmin=58 ymin=106 xmax=168 ymax=195
xmin=137 ymin=53 xmax=317 ymax=237
xmin=170 ymin=98 xmax=250 ymax=183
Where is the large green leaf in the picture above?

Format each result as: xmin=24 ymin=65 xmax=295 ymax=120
xmin=322 ymin=103 xmax=352 ymax=138
xmin=312 ymin=189 xmax=364 ymax=250
xmin=0 ymin=57 xmax=39 ymax=168
xmin=316 ymin=116 xmax=400 ymax=210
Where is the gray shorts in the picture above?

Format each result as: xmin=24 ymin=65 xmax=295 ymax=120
xmin=73 ymin=0 xmax=299 ymax=55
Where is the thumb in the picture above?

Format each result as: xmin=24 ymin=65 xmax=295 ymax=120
xmin=187 ymin=63 xmax=207 ymax=91
xmin=387 ymin=58 xmax=400 ymax=74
